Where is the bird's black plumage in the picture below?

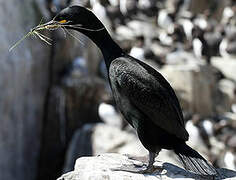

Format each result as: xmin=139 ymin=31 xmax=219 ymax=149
xmin=40 ymin=5 xmax=218 ymax=177
xmin=109 ymin=56 xmax=189 ymax=141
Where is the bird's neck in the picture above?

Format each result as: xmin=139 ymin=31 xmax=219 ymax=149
xmin=81 ymin=29 xmax=124 ymax=68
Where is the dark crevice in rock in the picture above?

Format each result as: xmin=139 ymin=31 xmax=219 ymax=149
xmin=37 ymin=29 xmax=63 ymax=180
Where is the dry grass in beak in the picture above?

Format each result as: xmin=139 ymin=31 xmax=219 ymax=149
xmin=9 ymin=20 xmax=60 ymax=52
xmin=9 ymin=19 xmax=105 ymax=52
xmin=9 ymin=31 xmax=34 ymax=52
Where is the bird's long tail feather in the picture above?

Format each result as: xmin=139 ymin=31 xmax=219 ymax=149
xmin=174 ymin=143 xmax=218 ymax=178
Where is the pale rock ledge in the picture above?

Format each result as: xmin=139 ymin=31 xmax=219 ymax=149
xmin=58 ymin=153 xmax=236 ymax=180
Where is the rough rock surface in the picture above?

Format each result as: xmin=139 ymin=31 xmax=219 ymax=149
xmin=58 ymin=153 xmax=236 ymax=180
xmin=0 ymin=1 xmax=49 ymax=180
xmin=63 ymin=123 xmax=148 ymax=172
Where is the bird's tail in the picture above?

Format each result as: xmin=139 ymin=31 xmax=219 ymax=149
xmin=174 ymin=143 xmax=218 ymax=178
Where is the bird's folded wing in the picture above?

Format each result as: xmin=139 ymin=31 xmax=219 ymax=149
xmin=114 ymin=59 xmax=189 ymax=140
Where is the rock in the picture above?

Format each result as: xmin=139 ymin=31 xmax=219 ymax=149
xmin=212 ymin=57 xmax=236 ymax=82
xmin=159 ymin=64 xmax=217 ymax=116
xmin=63 ymin=124 xmax=94 ymax=173
xmin=63 ymin=75 xmax=107 ymax=129
xmin=63 ymin=123 xmax=147 ymax=172
xmin=0 ymin=1 xmax=50 ymax=180
xmin=38 ymin=67 xmax=107 ymax=178
xmin=38 ymin=71 xmax=108 ymax=178
xmin=58 ymin=153 xmax=236 ymax=180
xmin=63 ymin=123 xmax=182 ymax=173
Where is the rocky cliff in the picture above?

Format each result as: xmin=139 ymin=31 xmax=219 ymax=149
xmin=0 ymin=0 xmax=49 ymax=179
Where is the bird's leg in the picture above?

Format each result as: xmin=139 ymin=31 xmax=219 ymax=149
xmin=137 ymin=151 xmax=163 ymax=174
xmin=144 ymin=152 xmax=156 ymax=172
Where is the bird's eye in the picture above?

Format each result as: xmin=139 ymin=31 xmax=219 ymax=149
xmin=59 ymin=20 xmax=67 ymax=24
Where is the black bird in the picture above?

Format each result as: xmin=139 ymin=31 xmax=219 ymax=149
xmin=37 ymin=6 xmax=218 ymax=177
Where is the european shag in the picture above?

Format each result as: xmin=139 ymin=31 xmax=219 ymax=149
xmin=37 ymin=6 xmax=218 ymax=177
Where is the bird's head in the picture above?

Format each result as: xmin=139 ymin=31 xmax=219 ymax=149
xmin=33 ymin=6 xmax=105 ymax=33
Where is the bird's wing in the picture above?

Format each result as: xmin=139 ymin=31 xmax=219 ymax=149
xmin=110 ymin=57 xmax=189 ymax=140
